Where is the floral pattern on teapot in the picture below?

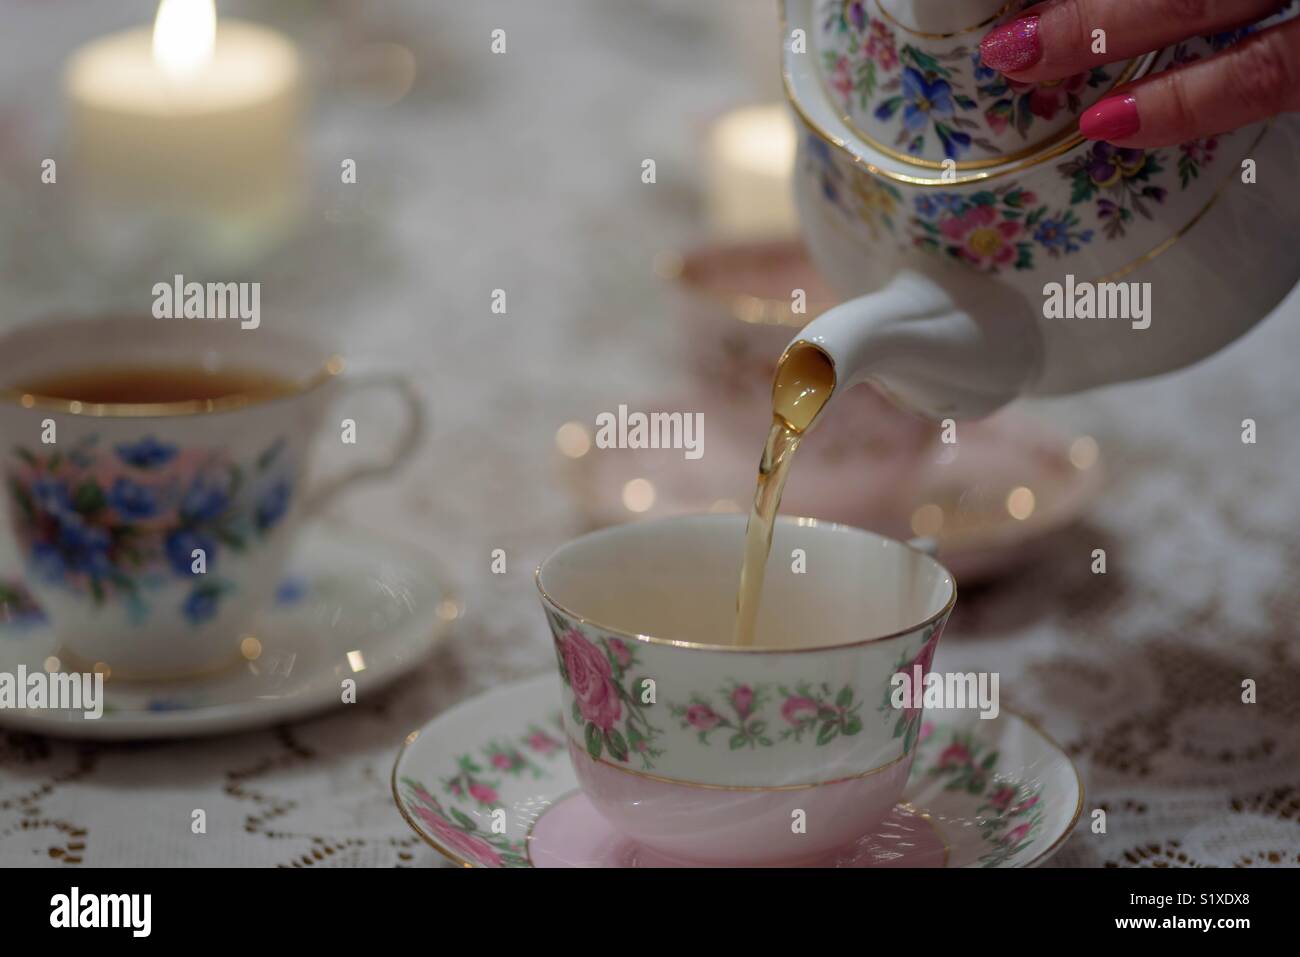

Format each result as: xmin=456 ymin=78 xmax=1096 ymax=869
xmin=804 ymin=127 xmax=1222 ymax=274
xmin=817 ymin=0 xmax=1122 ymax=163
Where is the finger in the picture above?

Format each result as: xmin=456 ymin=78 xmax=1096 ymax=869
xmin=979 ymin=0 xmax=1282 ymax=82
xmin=1079 ymin=17 xmax=1300 ymax=146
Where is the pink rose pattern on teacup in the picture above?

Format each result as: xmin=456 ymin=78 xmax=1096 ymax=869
xmin=819 ymin=0 xmax=1115 ymax=162
xmin=782 ymin=695 xmax=819 ymax=726
xmin=5 ymin=433 xmax=294 ymax=625
xmin=919 ymin=728 xmax=1045 ymax=867
xmin=551 ymin=607 xmax=940 ymax=763
xmin=669 ymin=680 xmax=871 ymax=750
xmin=549 ymin=615 xmax=665 ymax=769
xmin=560 ymin=627 xmax=623 ymax=730
xmin=778 ymin=682 xmax=865 ymax=745
xmin=877 ymin=622 xmax=943 ymax=754
xmin=401 ymin=716 xmax=568 ymax=868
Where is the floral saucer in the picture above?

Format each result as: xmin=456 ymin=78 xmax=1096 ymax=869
xmin=393 ymin=673 xmax=1083 ymax=868
xmin=0 ymin=521 xmax=456 ymax=739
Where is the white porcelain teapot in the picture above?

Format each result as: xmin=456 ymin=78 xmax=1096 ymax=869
xmin=781 ymin=0 xmax=1300 ymax=418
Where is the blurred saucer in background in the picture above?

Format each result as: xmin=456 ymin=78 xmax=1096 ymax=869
xmin=0 ymin=521 xmax=458 ymax=739
xmin=557 ymin=384 xmax=933 ymax=541
xmin=899 ymin=412 xmax=1106 ymax=583
xmin=559 ymin=402 xmax=1103 ymax=586
xmin=657 ymin=238 xmax=840 ymax=404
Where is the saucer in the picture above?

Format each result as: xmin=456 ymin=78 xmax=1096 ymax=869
xmin=393 ymin=673 xmax=1083 ymax=868
xmin=0 ymin=521 xmax=457 ymax=739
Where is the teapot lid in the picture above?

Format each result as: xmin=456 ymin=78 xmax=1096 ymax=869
xmin=809 ymin=0 xmax=1141 ymax=170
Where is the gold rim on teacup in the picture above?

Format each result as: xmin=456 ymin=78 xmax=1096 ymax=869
xmin=534 ymin=515 xmax=957 ymax=655
xmin=0 ymin=354 xmax=344 ymax=418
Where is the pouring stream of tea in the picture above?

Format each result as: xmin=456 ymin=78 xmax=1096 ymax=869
xmin=732 ymin=343 xmax=836 ymax=647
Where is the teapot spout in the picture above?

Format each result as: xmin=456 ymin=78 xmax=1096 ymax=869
xmin=787 ymin=268 xmax=1044 ymax=422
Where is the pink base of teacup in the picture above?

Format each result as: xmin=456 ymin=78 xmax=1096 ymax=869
xmin=529 ymin=789 xmax=946 ymax=867
xmin=566 ymin=741 xmax=915 ymax=866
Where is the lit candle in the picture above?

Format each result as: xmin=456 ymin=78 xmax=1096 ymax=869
xmin=64 ymin=0 xmax=302 ymax=220
xmin=704 ymin=103 xmax=799 ymax=240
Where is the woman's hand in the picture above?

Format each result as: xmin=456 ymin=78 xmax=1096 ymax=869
xmin=978 ymin=0 xmax=1300 ymax=146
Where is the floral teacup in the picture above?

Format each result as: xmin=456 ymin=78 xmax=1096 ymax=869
xmin=0 ymin=316 xmax=423 ymax=680
xmin=535 ymin=514 xmax=955 ymax=866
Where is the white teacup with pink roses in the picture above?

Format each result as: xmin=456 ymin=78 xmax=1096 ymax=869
xmin=536 ymin=514 xmax=954 ymax=866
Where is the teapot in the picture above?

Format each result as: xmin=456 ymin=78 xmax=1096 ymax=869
xmin=780 ymin=0 xmax=1300 ymax=419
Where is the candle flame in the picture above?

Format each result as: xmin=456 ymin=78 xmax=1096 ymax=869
xmin=153 ymin=0 xmax=216 ymax=79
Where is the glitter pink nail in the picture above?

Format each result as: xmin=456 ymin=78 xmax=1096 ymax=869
xmin=980 ymin=15 xmax=1042 ymax=74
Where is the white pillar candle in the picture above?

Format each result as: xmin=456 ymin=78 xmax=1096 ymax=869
xmin=64 ymin=0 xmax=302 ymax=219
xmin=704 ymin=104 xmax=799 ymax=240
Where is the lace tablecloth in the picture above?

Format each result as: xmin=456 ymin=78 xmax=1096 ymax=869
xmin=1 ymin=0 xmax=1297 ymax=868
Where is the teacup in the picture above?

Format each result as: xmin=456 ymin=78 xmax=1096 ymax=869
xmin=536 ymin=513 xmax=955 ymax=866
xmin=0 ymin=316 xmax=423 ymax=680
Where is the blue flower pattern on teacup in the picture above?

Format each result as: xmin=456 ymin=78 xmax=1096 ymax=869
xmin=4 ymin=433 xmax=293 ymax=624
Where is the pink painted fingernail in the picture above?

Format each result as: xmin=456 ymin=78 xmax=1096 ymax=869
xmin=979 ymin=15 xmax=1041 ymax=73
xmin=1079 ymin=95 xmax=1141 ymax=141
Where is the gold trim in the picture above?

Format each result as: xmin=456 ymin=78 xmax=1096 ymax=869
xmin=871 ymin=0 xmax=1016 ymax=39
xmin=898 ymin=802 xmax=950 ymax=866
xmin=392 ymin=729 xmax=475 ymax=869
xmin=0 ymin=355 xmax=344 ymax=418
xmin=535 ymin=516 xmax=957 ymax=655
xmin=804 ymin=119 xmax=1270 ymax=289
xmin=573 ymin=742 xmax=910 ymax=791
xmin=821 ymin=59 xmax=1142 ymax=172
xmin=1093 ymin=122 xmax=1270 ymax=284
xmin=927 ymin=812 xmax=951 ymax=867
xmin=1005 ymin=706 xmax=1085 ymax=868
xmin=782 ymin=0 xmax=1157 ymax=186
